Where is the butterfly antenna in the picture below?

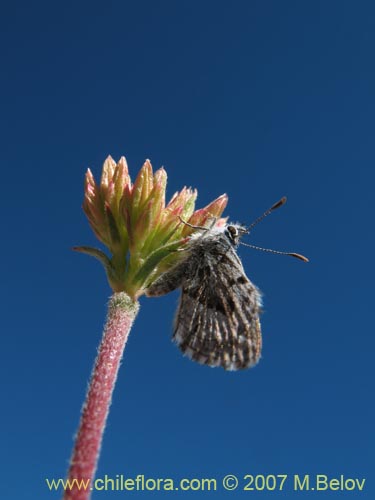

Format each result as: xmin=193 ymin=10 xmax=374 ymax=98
xmin=178 ymin=215 xmax=209 ymax=231
xmin=240 ymin=241 xmax=309 ymax=262
xmin=247 ymin=196 xmax=287 ymax=232
xmin=240 ymin=197 xmax=308 ymax=261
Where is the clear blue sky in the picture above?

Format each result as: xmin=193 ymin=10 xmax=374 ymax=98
xmin=1 ymin=1 xmax=374 ymax=498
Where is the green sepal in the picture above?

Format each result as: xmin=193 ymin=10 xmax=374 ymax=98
xmin=131 ymin=238 xmax=188 ymax=291
xmin=104 ymin=204 xmax=121 ymax=246
xmin=73 ymin=246 xmax=125 ymax=292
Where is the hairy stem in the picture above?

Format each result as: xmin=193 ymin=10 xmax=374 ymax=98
xmin=63 ymin=292 xmax=139 ymax=499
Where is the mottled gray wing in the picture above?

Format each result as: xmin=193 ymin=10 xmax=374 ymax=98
xmin=146 ymin=258 xmax=190 ymax=297
xmin=173 ymin=248 xmax=262 ymax=371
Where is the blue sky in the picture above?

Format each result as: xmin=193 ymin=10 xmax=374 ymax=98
xmin=1 ymin=1 xmax=374 ymax=498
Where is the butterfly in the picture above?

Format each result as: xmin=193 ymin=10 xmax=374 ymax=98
xmin=146 ymin=197 xmax=308 ymax=371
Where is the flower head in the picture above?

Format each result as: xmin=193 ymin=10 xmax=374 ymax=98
xmin=76 ymin=156 xmax=227 ymax=299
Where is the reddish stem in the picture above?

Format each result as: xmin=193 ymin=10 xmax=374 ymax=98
xmin=63 ymin=293 xmax=139 ymax=499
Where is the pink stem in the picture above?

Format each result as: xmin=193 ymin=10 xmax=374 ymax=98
xmin=63 ymin=293 xmax=139 ymax=500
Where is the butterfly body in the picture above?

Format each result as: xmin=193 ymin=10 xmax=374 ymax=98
xmin=146 ymin=223 xmax=262 ymax=371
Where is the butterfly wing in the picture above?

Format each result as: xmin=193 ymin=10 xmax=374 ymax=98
xmin=146 ymin=258 xmax=189 ymax=297
xmin=173 ymin=247 xmax=262 ymax=370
